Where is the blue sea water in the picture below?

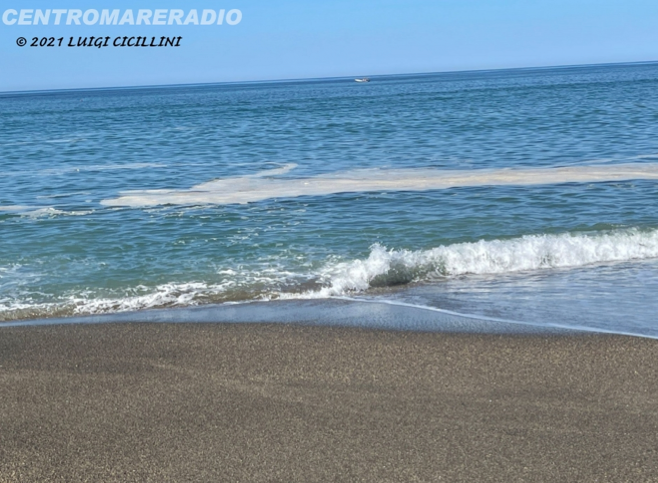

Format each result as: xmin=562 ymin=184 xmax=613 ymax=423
xmin=2 ymin=63 xmax=658 ymax=336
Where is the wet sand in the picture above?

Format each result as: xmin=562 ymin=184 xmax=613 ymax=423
xmin=2 ymin=323 xmax=658 ymax=482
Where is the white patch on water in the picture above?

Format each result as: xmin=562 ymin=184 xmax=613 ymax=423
xmin=0 ymin=265 xmax=20 ymax=279
xmin=24 ymin=207 xmax=94 ymax=218
xmin=248 ymin=163 xmax=298 ymax=178
xmin=0 ymin=205 xmax=34 ymax=212
xmin=0 ymin=206 xmax=93 ymax=217
xmin=101 ymin=162 xmax=658 ymax=207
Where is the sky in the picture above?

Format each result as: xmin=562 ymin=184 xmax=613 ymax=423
xmin=1 ymin=0 xmax=658 ymax=92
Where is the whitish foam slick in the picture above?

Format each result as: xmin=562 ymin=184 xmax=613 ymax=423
xmin=101 ymin=163 xmax=658 ymax=207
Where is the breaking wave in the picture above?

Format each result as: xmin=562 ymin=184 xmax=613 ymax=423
xmin=2 ymin=228 xmax=658 ymax=321
xmin=296 ymin=227 xmax=658 ymax=297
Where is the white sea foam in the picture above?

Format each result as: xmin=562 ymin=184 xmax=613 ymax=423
xmin=0 ymin=281 xmax=234 ymax=321
xmin=101 ymin=162 xmax=658 ymax=207
xmin=67 ymin=282 xmax=227 ymax=314
xmin=0 ymin=205 xmax=33 ymax=212
xmin=18 ymin=207 xmax=93 ymax=218
xmin=30 ymin=208 xmax=93 ymax=218
xmin=0 ymin=205 xmax=93 ymax=217
xmin=285 ymin=228 xmax=658 ymax=298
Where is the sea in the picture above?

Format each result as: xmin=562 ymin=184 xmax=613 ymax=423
xmin=2 ymin=62 xmax=658 ymax=336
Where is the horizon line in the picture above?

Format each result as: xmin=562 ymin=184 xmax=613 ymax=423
xmin=2 ymin=59 xmax=657 ymax=96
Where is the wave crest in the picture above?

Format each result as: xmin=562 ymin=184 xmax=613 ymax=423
xmin=313 ymin=228 xmax=658 ymax=296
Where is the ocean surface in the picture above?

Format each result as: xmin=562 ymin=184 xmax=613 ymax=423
xmin=2 ymin=63 xmax=658 ymax=336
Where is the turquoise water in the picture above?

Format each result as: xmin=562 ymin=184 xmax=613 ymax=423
xmin=2 ymin=63 xmax=658 ymax=335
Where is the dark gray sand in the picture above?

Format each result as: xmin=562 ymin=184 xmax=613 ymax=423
xmin=2 ymin=323 xmax=658 ymax=482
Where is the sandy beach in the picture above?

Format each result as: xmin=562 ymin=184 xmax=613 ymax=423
xmin=2 ymin=323 xmax=658 ymax=482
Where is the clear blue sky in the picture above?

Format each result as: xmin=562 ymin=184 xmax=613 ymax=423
xmin=1 ymin=0 xmax=658 ymax=92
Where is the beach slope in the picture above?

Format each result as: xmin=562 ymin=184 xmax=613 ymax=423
xmin=2 ymin=323 xmax=658 ymax=482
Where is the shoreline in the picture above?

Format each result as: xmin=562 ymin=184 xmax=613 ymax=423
xmin=4 ymin=296 xmax=657 ymax=340
xmin=0 ymin=298 xmax=587 ymax=336
xmin=3 ymin=323 xmax=658 ymax=481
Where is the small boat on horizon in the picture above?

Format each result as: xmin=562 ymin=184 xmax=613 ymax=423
xmin=354 ymin=78 xmax=370 ymax=83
